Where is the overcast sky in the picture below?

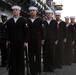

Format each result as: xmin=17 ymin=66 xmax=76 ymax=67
xmin=53 ymin=0 xmax=76 ymax=20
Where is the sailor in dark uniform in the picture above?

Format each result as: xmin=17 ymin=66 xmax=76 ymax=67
xmin=70 ymin=16 xmax=76 ymax=63
xmin=65 ymin=16 xmax=75 ymax=65
xmin=6 ymin=5 xmax=28 ymax=75
xmin=64 ymin=16 xmax=73 ymax=65
xmin=43 ymin=10 xmax=58 ymax=72
xmin=64 ymin=16 xmax=70 ymax=65
xmin=27 ymin=6 xmax=45 ymax=75
xmin=55 ymin=12 xmax=66 ymax=68
xmin=0 ymin=13 xmax=8 ymax=67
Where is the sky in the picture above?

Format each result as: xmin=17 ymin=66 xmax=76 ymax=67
xmin=53 ymin=0 xmax=76 ymax=20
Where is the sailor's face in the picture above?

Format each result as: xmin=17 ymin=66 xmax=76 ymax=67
xmin=46 ymin=13 xmax=53 ymax=18
xmin=55 ymin=15 xmax=61 ymax=20
xmin=65 ymin=18 xmax=69 ymax=23
xmin=1 ymin=17 xmax=7 ymax=22
xmin=70 ymin=18 xmax=75 ymax=22
xmin=29 ymin=10 xmax=37 ymax=16
xmin=13 ymin=9 xmax=21 ymax=16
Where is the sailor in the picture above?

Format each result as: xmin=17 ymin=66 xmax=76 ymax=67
xmin=55 ymin=12 xmax=66 ymax=68
xmin=64 ymin=16 xmax=72 ymax=65
xmin=0 ymin=13 xmax=8 ymax=67
xmin=27 ymin=6 xmax=45 ymax=75
xmin=6 ymin=5 xmax=28 ymax=75
xmin=43 ymin=10 xmax=58 ymax=72
xmin=70 ymin=16 xmax=76 ymax=63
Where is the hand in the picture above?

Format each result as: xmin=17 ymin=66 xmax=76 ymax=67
xmin=64 ymin=38 xmax=67 ymax=42
xmin=24 ymin=42 xmax=28 ymax=48
xmin=55 ymin=40 xmax=58 ymax=45
xmin=6 ymin=41 xmax=10 ymax=48
xmin=41 ymin=40 xmax=45 ymax=46
xmin=72 ymin=41 xmax=75 ymax=45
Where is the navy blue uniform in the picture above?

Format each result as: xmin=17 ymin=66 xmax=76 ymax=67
xmin=43 ymin=19 xmax=58 ymax=72
xmin=27 ymin=17 xmax=45 ymax=75
xmin=64 ymin=23 xmax=74 ymax=65
xmin=0 ymin=22 xmax=7 ymax=66
xmin=6 ymin=17 xmax=28 ymax=75
xmin=73 ymin=23 xmax=76 ymax=63
xmin=55 ymin=20 xmax=66 ymax=68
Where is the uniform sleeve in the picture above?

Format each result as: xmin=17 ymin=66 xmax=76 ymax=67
xmin=73 ymin=24 xmax=76 ymax=41
xmin=5 ymin=21 xmax=10 ymax=41
xmin=0 ymin=23 xmax=2 ymax=40
xmin=23 ymin=19 xmax=29 ymax=42
xmin=63 ymin=22 xmax=67 ymax=39
xmin=40 ymin=19 xmax=46 ymax=40
xmin=65 ymin=25 xmax=68 ymax=39
xmin=55 ymin=21 xmax=58 ymax=41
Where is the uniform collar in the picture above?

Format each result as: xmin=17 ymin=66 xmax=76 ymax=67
xmin=70 ymin=22 xmax=76 ymax=25
xmin=2 ymin=21 xmax=7 ymax=24
xmin=29 ymin=17 xmax=39 ymax=23
xmin=13 ymin=16 xmax=22 ymax=19
xmin=66 ymin=23 xmax=70 ymax=27
xmin=56 ymin=20 xmax=62 ymax=24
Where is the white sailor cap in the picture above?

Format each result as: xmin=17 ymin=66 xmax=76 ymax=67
xmin=45 ymin=10 xmax=53 ymax=13
xmin=29 ymin=6 xmax=38 ymax=11
xmin=55 ymin=12 xmax=61 ymax=15
xmin=1 ymin=13 xmax=8 ymax=17
xmin=11 ymin=5 xmax=21 ymax=10
xmin=64 ymin=16 xmax=69 ymax=19
xmin=70 ymin=16 xmax=75 ymax=19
